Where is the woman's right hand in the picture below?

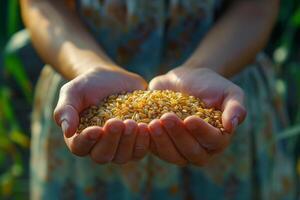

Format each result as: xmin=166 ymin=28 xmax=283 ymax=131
xmin=53 ymin=67 xmax=150 ymax=164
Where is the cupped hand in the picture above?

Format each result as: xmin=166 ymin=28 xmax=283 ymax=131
xmin=53 ymin=68 xmax=150 ymax=164
xmin=148 ymin=67 xmax=247 ymax=166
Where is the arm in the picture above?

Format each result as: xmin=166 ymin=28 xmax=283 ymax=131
xmin=184 ymin=0 xmax=279 ymax=78
xmin=21 ymin=0 xmax=121 ymax=80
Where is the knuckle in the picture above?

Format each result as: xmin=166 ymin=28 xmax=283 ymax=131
xmin=135 ymin=145 xmax=146 ymax=152
xmin=133 ymin=146 xmax=146 ymax=159
xmin=69 ymin=143 xmax=85 ymax=157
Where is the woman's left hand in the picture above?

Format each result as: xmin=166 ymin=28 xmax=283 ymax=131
xmin=148 ymin=67 xmax=247 ymax=166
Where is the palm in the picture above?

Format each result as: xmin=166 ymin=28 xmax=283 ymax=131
xmin=67 ymin=69 xmax=147 ymax=109
xmin=150 ymin=67 xmax=232 ymax=109
xmin=53 ymin=69 xmax=149 ymax=162
xmin=147 ymin=67 xmax=247 ymax=166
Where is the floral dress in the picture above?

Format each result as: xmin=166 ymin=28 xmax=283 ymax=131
xmin=30 ymin=0 xmax=297 ymax=199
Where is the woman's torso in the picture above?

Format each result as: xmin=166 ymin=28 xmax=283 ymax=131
xmin=76 ymin=0 xmax=221 ymax=79
xmin=29 ymin=1 xmax=296 ymax=199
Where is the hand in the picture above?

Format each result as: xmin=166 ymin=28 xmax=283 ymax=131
xmin=148 ymin=67 xmax=247 ymax=166
xmin=53 ymin=68 xmax=150 ymax=164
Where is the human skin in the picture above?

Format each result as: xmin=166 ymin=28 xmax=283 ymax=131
xmin=21 ymin=0 xmax=279 ymax=166
xmin=147 ymin=0 xmax=279 ymax=165
xmin=21 ymin=0 xmax=149 ymax=163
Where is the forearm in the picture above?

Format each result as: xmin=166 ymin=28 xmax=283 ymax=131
xmin=184 ymin=0 xmax=279 ymax=78
xmin=21 ymin=0 xmax=121 ymax=80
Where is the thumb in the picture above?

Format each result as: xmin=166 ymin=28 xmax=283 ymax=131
xmin=53 ymin=84 xmax=83 ymax=138
xmin=148 ymin=75 xmax=175 ymax=91
xmin=221 ymin=87 xmax=247 ymax=133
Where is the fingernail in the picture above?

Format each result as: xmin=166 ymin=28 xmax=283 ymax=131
xmin=153 ymin=126 xmax=163 ymax=136
xmin=231 ymin=117 xmax=239 ymax=131
xmin=61 ymin=120 xmax=69 ymax=135
xmin=124 ymin=126 xmax=133 ymax=135
xmin=109 ymin=125 xmax=122 ymax=134
xmin=163 ymin=119 xmax=175 ymax=129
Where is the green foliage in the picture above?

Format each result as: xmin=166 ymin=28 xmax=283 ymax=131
xmin=0 ymin=1 xmax=30 ymax=199
xmin=4 ymin=54 xmax=32 ymax=103
xmin=273 ymin=1 xmax=300 ymax=68
xmin=6 ymin=0 xmax=20 ymax=37
xmin=0 ymin=88 xmax=30 ymax=199
xmin=272 ymin=1 xmax=300 ymax=188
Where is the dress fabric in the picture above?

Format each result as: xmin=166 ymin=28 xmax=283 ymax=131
xmin=30 ymin=0 xmax=296 ymax=199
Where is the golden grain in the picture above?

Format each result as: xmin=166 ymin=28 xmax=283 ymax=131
xmin=77 ymin=90 xmax=224 ymax=133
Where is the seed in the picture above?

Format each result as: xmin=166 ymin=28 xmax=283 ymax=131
xmin=77 ymin=90 xmax=224 ymax=132
xmin=135 ymin=113 xmax=140 ymax=120
xmin=204 ymin=117 xmax=210 ymax=123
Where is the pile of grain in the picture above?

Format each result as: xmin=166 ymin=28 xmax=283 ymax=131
xmin=77 ymin=90 xmax=224 ymax=133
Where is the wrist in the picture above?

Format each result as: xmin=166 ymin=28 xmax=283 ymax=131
xmin=173 ymin=64 xmax=212 ymax=75
xmin=73 ymin=59 xmax=125 ymax=77
xmin=74 ymin=61 xmax=147 ymax=88
xmin=181 ymin=60 xmax=229 ymax=77
xmin=78 ymin=63 xmax=122 ymax=74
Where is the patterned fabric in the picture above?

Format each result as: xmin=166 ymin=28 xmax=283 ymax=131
xmin=77 ymin=0 xmax=217 ymax=80
xmin=30 ymin=1 xmax=297 ymax=199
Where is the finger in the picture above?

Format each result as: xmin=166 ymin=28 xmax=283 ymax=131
xmin=64 ymin=126 xmax=103 ymax=157
xmin=53 ymin=83 xmax=84 ymax=138
xmin=90 ymin=119 xmax=124 ymax=164
xmin=149 ymin=137 xmax=159 ymax=156
xmin=161 ymin=113 xmax=209 ymax=166
xmin=201 ymin=97 xmax=219 ymax=108
xmin=148 ymin=119 xmax=187 ymax=166
xmin=112 ymin=120 xmax=138 ymax=164
xmin=126 ymin=72 xmax=149 ymax=90
xmin=133 ymin=123 xmax=150 ymax=160
xmin=222 ymin=87 xmax=247 ymax=133
xmin=184 ymin=116 xmax=231 ymax=153
xmin=148 ymin=75 xmax=175 ymax=91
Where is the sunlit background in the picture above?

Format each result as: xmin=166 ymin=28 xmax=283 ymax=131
xmin=0 ymin=0 xmax=300 ymax=199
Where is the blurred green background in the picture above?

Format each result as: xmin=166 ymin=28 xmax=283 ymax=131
xmin=0 ymin=0 xmax=300 ymax=199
